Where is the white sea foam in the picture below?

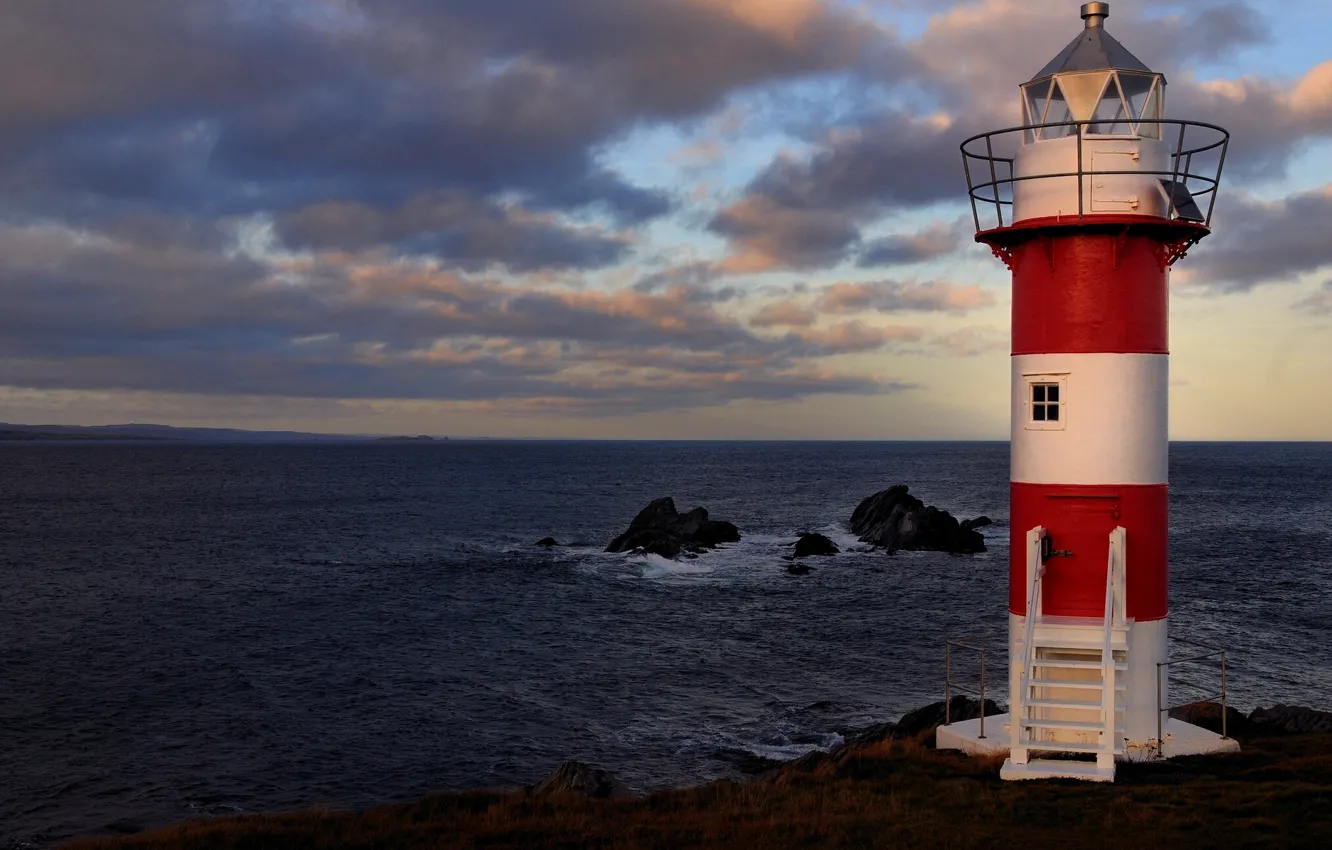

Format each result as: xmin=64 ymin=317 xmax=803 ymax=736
xmin=738 ymin=732 xmax=844 ymax=762
xmin=634 ymin=553 xmax=715 ymax=580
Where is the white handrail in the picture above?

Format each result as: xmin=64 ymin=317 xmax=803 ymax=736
xmin=1100 ymin=531 xmax=1116 ymax=749
xmin=1100 ymin=527 xmax=1127 ymax=751
xmin=1014 ymin=526 xmax=1047 ymax=763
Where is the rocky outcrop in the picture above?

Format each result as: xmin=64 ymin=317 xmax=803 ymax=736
xmin=1168 ymin=701 xmax=1255 ymax=738
xmin=531 ymin=761 xmax=632 ymax=799
xmin=839 ymin=697 xmax=1005 ymax=750
xmin=787 ymin=563 xmax=814 ymax=575
xmin=892 ymin=697 xmax=1005 ymax=741
xmin=606 ymin=497 xmax=741 ymax=559
xmin=849 ymin=485 xmax=987 ymax=554
xmin=793 ymin=533 xmax=839 ymax=558
xmin=960 ymin=516 xmax=992 ymax=532
xmin=1249 ymin=705 xmax=1332 ymax=734
xmin=535 ymin=537 xmax=560 ymax=547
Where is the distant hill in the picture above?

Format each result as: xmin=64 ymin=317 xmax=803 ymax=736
xmin=0 ymin=422 xmax=417 ymax=443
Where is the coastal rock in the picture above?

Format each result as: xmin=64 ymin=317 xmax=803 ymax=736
xmin=849 ymin=485 xmax=986 ymax=554
xmin=960 ymin=516 xmax=992 ymax=532
xmin=793 ymin=533 xmax=839 ymax=558
xmin=1249 ymin=704 xmax=1332 ymax=734
xmin=1169 ymin=701 xmax=1254 ymax=737
xmin=605 ymin=497 xmax=741 ymax=559
xmin=837 ymin=697 xmax=1005 ymax=751
xmin=892 ymin=696 xmax=1005 ymax=740
xmin=787 ymin=563 xmax=814 ymax=575
xmin=531 ymin=761 xmax=632 ymax=799
xmin=535 ymin=537 xmax=560 ymax=547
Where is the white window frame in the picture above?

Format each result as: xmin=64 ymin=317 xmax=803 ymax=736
xmin=1024 ymin=373 xmax=1068 ymax=431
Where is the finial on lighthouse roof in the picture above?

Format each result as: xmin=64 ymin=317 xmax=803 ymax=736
xmin=1081 ymin=2 xmax=1109 ymax=29
xmin=1028 ymin=2 xmax=1151 ymax=81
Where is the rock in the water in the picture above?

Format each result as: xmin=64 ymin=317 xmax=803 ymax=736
xmin=849 ymin=485 xmax=986 ymax=554
xmin=787 ymin=562 xmax=814 ymax=575
xmin=535 ymin=537 xmax=560 ymax=547
xmin=605 ymin=496 xmax=740 ymax=559
xmin=793 ymin=532 xmax=839 ymax=558
xmin=1249 ymin=704 xmax=1332 ymax=734
xmin=531 ymin=761 xmax=632 ymax=799
xmin=960 ymin=516 xmax=992 ymax=531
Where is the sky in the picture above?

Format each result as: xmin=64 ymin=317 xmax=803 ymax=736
xmin=1 ymin=0 xmax=1329 ymax=440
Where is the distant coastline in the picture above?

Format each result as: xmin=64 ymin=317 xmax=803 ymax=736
xmin=0 ymin=422 xmax=445 ymax=443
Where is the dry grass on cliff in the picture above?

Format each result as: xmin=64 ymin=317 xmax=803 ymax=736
xmin=64 ymin=732 xmax=1332 ymax=850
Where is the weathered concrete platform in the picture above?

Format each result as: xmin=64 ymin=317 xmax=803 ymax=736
xmin=936 ymin=713 xmax=1241 ymax=762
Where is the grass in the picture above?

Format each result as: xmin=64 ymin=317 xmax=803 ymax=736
xmin=63 ymin=731 xmax=1332 ymax=849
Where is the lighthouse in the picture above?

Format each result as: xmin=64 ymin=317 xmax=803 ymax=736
xmin=938 ymin=3 xmax=1236 ymax=780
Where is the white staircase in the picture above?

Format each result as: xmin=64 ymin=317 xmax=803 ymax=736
xmin=1003 ymin=526 xmax=1129 ymax=782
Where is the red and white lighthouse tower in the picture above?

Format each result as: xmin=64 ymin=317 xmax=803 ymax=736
xmin=944 ymin=3 xmax=1234 ymax=780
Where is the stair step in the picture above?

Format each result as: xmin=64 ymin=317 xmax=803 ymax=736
xmin=1019 ymin=718 xmax=1125 ymax=732
xmin=1029 ymin=658 xmax=1127 ymax=670
xmin=1001 ymin=758 xmax=1116 ymax=782
xmin=1032 ymin=639 xmax=1128 ymax=651
xmin=1029 ymin=678 xmax=1127 ymax=690
xmin=1036 ymin=615 xmax=1132 ymax=629
xmin=1013 ymin=738 xmax=1124 ymax=755
xmin=1026 ymin=698 xmax=1127 ymax=711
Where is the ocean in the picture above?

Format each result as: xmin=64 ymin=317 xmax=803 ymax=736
xmin=1 ymin=441 xmax=1329 ymax=846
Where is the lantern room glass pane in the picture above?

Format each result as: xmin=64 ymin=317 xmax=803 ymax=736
xmin=1090 ymin=92 xmax=1129 ymax=134
xmin=1121 ymin=73 xmax=1160 ymax=138
xmin=1043 ymin=86 xmax=1076 ymax=139
xmin=1056 ymin=72 xmax=1111 ymax=123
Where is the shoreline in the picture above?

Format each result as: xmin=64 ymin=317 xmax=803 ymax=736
xmin=59 ymin=700 xmax=1332 ymax=849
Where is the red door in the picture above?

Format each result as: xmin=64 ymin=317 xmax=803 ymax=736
xmin=1041 ymin=495 xmax=1120 ymax=617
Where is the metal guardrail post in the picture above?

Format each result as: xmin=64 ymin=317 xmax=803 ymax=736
xmin=985 ymin=135 xmax=1002 ymax=227
xmin=1157 ymin=660 xmax=1165 ymax=748
xmin=1168 ymin=122 xmax=1187 ymax=218
xmin=1221 ymin=651 xmax=1229 ymax=740
xmin=962 ymin=154 xmax=981 ymax=233
xmin=978 ymin=650 xmax=986 ymax=739
xmin=945 ymin=643 xmax=952 ymax=725
xmin=1206 ymin=140 xmax=1228 ymax=226
xmin=943 ymin=641 xmax=989 ymax=734
xmin=1076 ymin=127 xmax=1084 ymax=219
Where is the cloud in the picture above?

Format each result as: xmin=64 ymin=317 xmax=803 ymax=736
xmin=1294 ymin=280 xmax=1332 ymax=316
xmin=858 ymin=219 xmax=965 ymax=266
xmin=819 ymin=280 xmax=996 ymax=314
xmin=750 ymin=300 xmax=816 ymax=328
xmin=276 ymin=193 xmax=630 ymax=271
xmin=0 ymin=220 xmax=916 ymax=414
xmin=1185 ymin=186 xmax=1332 ymax=292
xmin=930 ymin=325 xmax=1009 ymax=357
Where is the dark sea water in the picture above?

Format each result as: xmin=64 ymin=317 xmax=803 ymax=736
xmin=1 ymin=441 xmax=1330 ymax=846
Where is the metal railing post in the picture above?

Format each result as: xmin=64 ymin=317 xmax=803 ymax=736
xmin=985 ymin=135 xmax=1002 ymax=227
xmin=978 ymin=650 xmax=986 ymax=739
xmin=1157 ymin=661 xmax=1165 ymax=748
xmin=1076 ymin=123 xmax=1084 ymax=219
xmin=1221 ymin=651 xmax=1229 ymax=740
xmin=962 ymin=154 xmax=981 ymax=233
xmin=1168 ymin=122 xmax=1187 ymax=218
xmin=1205 ymin=139 xmax=1229 ymax=226
xmin=945 ymin=644 xmax=952 ymax=725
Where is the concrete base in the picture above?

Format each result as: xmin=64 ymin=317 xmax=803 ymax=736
xmin=936 ymin=714 xmax=1013 ymax=757
xmin=1001 ymin=758 xmax=1115 ymax=782
xmin=936 ymin=713 xmax=1241 ymax=762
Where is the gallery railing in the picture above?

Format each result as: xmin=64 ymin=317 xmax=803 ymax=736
xmin=960 ymin=119 xmax=1230 ymax=232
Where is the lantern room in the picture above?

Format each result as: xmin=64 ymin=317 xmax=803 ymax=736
xmin=1021 ymin=3 xmax=1164 ymax=141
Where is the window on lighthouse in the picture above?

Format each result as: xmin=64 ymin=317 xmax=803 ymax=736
xmin=1031 ymin=383 xmax=1062 ymax=423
